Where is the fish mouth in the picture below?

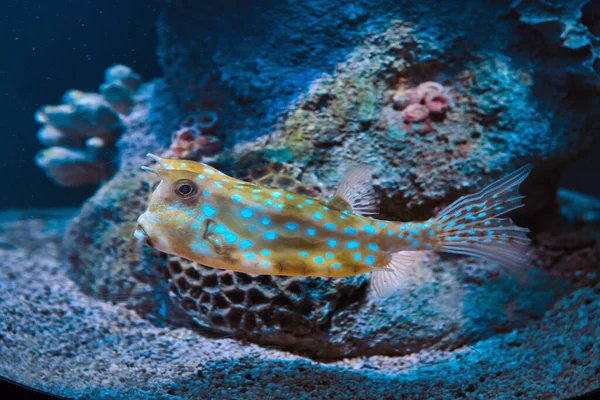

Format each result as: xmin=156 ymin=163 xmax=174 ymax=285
xmin=134 ymin=225 xmax=153 ymax=248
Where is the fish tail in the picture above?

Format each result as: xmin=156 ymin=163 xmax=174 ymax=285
xmin=430 ymin=165 xmax=533 ymax=271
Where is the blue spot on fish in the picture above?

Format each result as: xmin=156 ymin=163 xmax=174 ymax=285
xmin=203 ymin=189 xmax=211 ymax=198
xmin=264 ymin=232 xmax=278 ymax=240
xmin=326 ymin=252 xmax=334 ymax=259
xmin=202 ymin=204 xmax=218 ymax=218
xmin=214 ymin=224 xmax=226 ymax=234
xmin=368 ymin=243 xmax=378 ymax=251
xmin=334 ymin=263 xmax=341 ymax=269
xmin=365 ymin=255 xmax=375 ymax=265
xmin=180 ymin=163 xmax=187 ymax=168
xmin=232 ymin=194 xmax=242 ymax=203
xmin=300 ymin=251 xmax=309 ymax=258
xmin=272 ymin=192 xmax=281 ymax=198
xmin=328 ymin=239 xmax=337 ymax=248
xmin=325 ymin=223 xmax=336 ymax=231
xmin=364 ymin=225 xmax=376 ymax=235
xmin=214 ymin=181 xmax=223 ymax=189
xmin=306 ymin=228 xmax=316 ymax=236
xmin=252 ymin=189 xmax=261 ymax=193
xmin=286 ymin=222 xmax=298 ymax=230
xmin=314 ymin=212 xmax=323 ymax=220
xmin=353 ymin=253 xmax=362 ymax=261
xmin=305 ymin=199 xmax=314 ymax=204
xmin=344 ymin=227 xmax=358 ymax=235
xmin=265 ymin=199 xmax=274 ymax=206
xmin=245 ymin=252 xmax=256 ymax=260
xmin=240 ymin=208 xmax=254 ymax=218
xmin=347 ymin=241 xmax=359 ymax=249
xmin=197 ymin=174 xmax=205 ymax=180
xmin=261 ymin=216 xmax=271 ymax=226
xmin=314 ymin=256 xmax=325 ymax=264
xmin=413 ymin=241 xmax=420 ymax=248
xmin=225 ymin=232 xmax=238 ymax=243
xmin=261 ymin=249 xmax=271 ymax=257
xmin=240 ymin=240 xmax=253 ymax=249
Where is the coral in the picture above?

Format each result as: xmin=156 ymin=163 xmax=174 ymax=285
xmin=392 ymin=81 xmax=451 ymax=133
xmin=169 ymin=111 xmax=222 ymax=160
xmin=34 ymin=65 xmax=143 ymax=187
xmin=167 ymin=256 xmax=367 ymax=349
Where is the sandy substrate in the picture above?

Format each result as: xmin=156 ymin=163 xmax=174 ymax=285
xmin=0 ymin=208 xmax=598 ymax=399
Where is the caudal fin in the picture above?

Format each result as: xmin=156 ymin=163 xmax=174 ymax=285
xmin=431 ymin=165 xmax=533 ymax=271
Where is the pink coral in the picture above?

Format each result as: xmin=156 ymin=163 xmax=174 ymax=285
xmin=401 ymin=104 xmax=431 ymax=133
xmin=417 ymin=82 xmax=451 ymax=114
xmin=415 ymin=82 xmax=444 ymax=99
xmin=170 ymin=111 xmax=222 ymax=160
xmin=392 ymin=80 xmax=452 ymax=133
xmin=424 ymin=93 xmax=451 ymax=113
xmin=401 ymin=103 xmax=430 ymax=122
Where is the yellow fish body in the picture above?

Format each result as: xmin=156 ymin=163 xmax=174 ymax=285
xmin=135 ymin=154 xmax=532 ymax=296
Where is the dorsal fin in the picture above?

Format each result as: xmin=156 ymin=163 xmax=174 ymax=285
xmin=327 ymin=165 xmax=379 ymax=216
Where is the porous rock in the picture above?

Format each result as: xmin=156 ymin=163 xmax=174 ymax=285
xmin=63 ymin=1 xmax=600 ymax=359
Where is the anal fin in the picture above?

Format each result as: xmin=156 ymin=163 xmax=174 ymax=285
xmin=371 ymin=251 xmax=429 ymax=297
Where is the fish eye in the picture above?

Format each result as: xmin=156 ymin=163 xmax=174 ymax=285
xmin=173 ymin=179 xmax=198 ymax=198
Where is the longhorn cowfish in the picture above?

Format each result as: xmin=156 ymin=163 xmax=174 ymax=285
xmin=134 ymin=154 xmax=532 ymax=296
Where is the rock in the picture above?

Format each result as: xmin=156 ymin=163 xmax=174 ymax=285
xmin=59 ymin=0 xmax=600 ymax=359
xmin=512 ymin=0 xmax=600 ymax=89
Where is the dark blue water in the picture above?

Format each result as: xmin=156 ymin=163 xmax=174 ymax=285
xmin=0 ymin=0 xmax=161 ymax=209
